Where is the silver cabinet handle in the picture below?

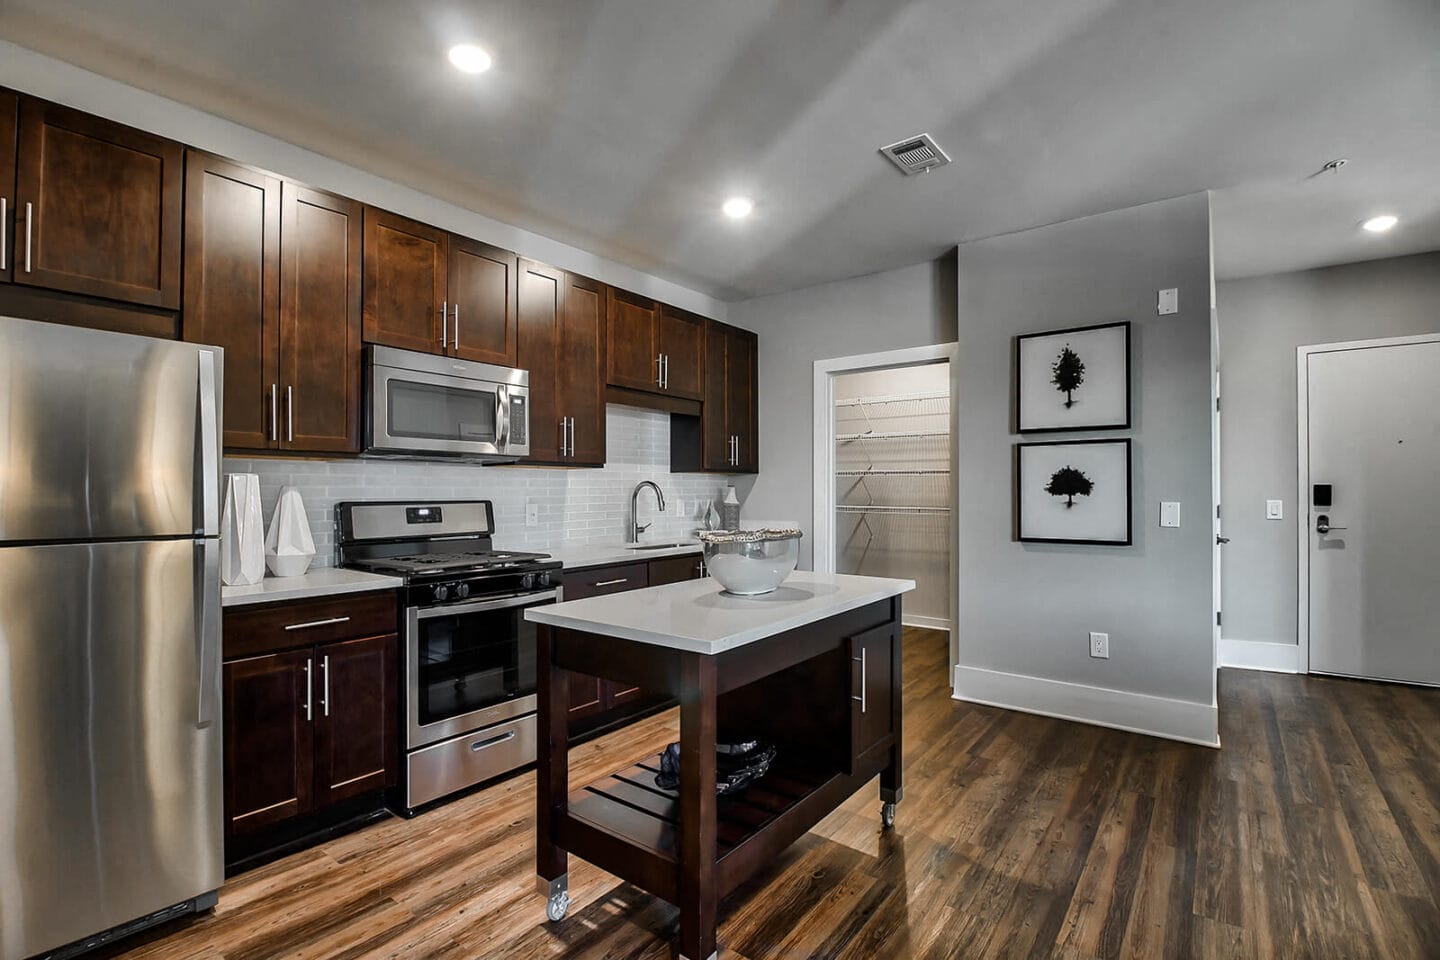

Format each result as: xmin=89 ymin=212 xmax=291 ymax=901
xmin=568 ymin=417 xmax=576 ymax=457
xmin=656 ymin=353 xmax=664 ymax=387
xmin=441 ymin=300 xmax=448 ymax=348
xmin=270 ymin=384 xmax=278 ymax=441
xmin=853 ymin=648 xmax=867 ymax=713
xmin=23 ymin=201 xmax=32 ymax=273
xmin=470 ymin=730 xmax=517 ymax=752
xmin=593 ymin=578 xmax=629 ymax=587
xmin=321 ymin=654 xmax=330 ymax=717
xmin=286 ymin=386 xmax=294 ymax=442
xmin=663 ymin=354 xmax=670 ymax=389
xmin=284 ymin=615 xmax=350 ymax=631
xmin=453 ymin=302 xmax=460 ymax=351
xmin=304 ymin=658 xmax=313 ymax=722
xmin=0 ymin=197 xmax=6 ymax=271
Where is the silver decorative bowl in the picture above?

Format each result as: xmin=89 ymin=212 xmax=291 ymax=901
xmin=698 ymin=528 xmax=803 ymax=596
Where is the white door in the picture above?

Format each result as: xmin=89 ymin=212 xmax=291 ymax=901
xmin=1307 ymin=338 xmax=1440 ymax=684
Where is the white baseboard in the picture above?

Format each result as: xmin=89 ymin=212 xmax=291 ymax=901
xmin=952 ymin=664 xmax=1219 ymax=748
xmin=1218 ymin=638 xmax=1305 ymax=673
xmin=903 ymin=615 xmax=951 ymax=632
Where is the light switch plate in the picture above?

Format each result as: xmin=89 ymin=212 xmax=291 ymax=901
xmin=1158 ymin=288 xmax=1179 ymax=315
xmin=525 ymin=502 xmax=539 ymax=527
xmin=1159 ymin=501 xmax=1181 ymax=528
xmin=1266 ymin=499 xmax=1284 ymax=520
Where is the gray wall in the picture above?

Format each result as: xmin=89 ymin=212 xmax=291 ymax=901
xmin=729 ymin=257 xmax=958 ymax=569
xmin=955 ymin=193 xmax=1215 ymax=705
xmin=1217 ymin=251 xmax=1440 ymax=647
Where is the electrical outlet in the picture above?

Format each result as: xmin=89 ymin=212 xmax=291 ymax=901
xmin=1089 ymin=631 xmax=1109 ymax=659
xmin=525 ymin=502 xmax=539 ymax=527
xmin=1157 ymin=288 xmax=1179 ymax=315
xmin=675 ymin=498 xmax=686 ymax=516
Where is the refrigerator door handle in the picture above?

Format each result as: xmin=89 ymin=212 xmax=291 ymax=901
xmin=197 ymin=349 xmax=220 ymax=535
xmin=195 ymin=537 xmax=221 ymax=729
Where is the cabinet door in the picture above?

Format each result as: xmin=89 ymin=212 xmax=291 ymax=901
xmin=14 ymin=98 xmax=182 ymax=308
xmin=606 ymin=287 xmax=659 ymax=392
xmin=223 ymin=650 xmax=314 ymax=835
xmin=313 ymin=634 xmax=398 ymax=807
xmin=850 ymin=623 xmax=896 ymax=763
xmin=362 ymin=207 xmax=447 ymax=353
xmin=559 ymin=273 xmax=607 ymax=464
xmin=701 ymin=321 xmax=729 ymax=469
xmin=0 ymin=89 xmax=16 ymax=285
xmin=449 ymin=236 xmax=517 ymax=365
xmin=657 ymin=305 xmax=705 ymax=400
xmin=727 ymin=326 xmax=759 ymax=472
xmin=182 ymin=152 xmax=280 ymax=451
xmin=568 ymin=673 xmax=605 ymax=721
xmin=516 ymin=259 xmax=563 ymax=462
xmin=649 ymin=554 xmax=704 ymax=586
xmin=280 ymin=183 xmax=362 ymax=452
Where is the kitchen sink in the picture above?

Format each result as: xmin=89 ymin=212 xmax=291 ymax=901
xmin=626 ymin=542 xmax=696 ymax=551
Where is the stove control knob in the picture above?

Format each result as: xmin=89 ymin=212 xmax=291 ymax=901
xmin=521 ymin=573 xmax=536 ymax=590
xmin=454 ymin=582 xmax=470 ymax=599
xmin=538 ymin=571 xmax=553 ymax=588
xmin=432 ymin=584 xmax=450 ymax=603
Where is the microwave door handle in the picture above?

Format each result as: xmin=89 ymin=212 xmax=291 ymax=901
xmin=497 ymin=384 xmax=510 ymax=448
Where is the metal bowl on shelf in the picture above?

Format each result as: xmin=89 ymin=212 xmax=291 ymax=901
xmin=698 ymin=528 xmax=803 ymax=596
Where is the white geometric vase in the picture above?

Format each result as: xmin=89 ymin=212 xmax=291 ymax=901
xmin=265 ymin=485 xmax=317 ymax=578
xmin=220 ymin=473 xmax=266 ymax=586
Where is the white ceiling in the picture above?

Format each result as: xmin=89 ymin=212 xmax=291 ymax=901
xmin=3 ymin=0 xmax=1437 ymax=298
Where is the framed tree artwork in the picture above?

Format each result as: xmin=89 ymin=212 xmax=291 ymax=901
xmin=1016 ymin=321 xmax=1130 ymax=432
xmin=1017 ymin=438 xmax=1132 ymax=545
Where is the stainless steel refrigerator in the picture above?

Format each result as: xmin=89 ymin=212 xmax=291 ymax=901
xmin=0 ymin=316 xmax=224 ymax=960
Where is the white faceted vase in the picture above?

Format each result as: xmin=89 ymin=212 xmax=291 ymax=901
xmin=265 ymin=485 xmax=317 ymax=578
xmin=220 ymin=474 xmax=265 ymax=586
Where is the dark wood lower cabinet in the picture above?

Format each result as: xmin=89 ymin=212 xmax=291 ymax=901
xmin=222 ymin=591 xmax=398 ymax=871
xmin=562 ymin=555 xmax=705 ymax=740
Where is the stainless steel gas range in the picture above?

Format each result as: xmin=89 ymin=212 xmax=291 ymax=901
xmin=336 ymin=500 xmax=561 ymax=813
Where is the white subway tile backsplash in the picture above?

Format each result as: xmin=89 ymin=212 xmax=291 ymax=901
xmin=225 ymin=406 xmax=741 ymax=565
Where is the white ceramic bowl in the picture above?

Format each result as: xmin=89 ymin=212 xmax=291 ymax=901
xmin=699 ymin=530 xmax=802 ymax=596
xmin=266 ymin=552 xmax=314 ymax=578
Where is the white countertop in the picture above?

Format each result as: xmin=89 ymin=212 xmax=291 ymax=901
xmin=503 ymin=540 xmax=703 ymax=571
xmin=221 ymin=567 xmax=404 ymax=607
xmin=524 ymin=570 xmax=914 ymax=655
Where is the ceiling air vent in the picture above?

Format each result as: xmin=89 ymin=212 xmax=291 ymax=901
xmin=879 ymin=133 xmax=951 ymax=176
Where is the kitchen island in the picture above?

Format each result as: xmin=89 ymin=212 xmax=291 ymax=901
xmin=525 ymin=571 xmax=914 ymax=960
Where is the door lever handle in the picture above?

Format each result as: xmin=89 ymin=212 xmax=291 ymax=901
xmin=1315 ymin=515 xmax=1347 ymax=534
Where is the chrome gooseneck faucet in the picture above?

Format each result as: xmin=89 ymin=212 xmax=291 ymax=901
xmin=629 ymin=480 xmax=666 ymax=543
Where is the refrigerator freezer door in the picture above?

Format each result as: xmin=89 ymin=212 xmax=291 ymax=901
xmin=0 ymin=316 xmax=222 ymax=542
xmin=0 ymin=539 xmax=223 ymax=960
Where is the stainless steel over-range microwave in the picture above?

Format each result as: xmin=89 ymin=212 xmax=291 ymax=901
xmin=365 ymin=345 xmax=530 ymax=461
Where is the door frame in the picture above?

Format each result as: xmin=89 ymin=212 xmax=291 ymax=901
xmin=812 ymin=342 xmax=958 ymax=637
xmin=1295 ymin=331 xmax=1440 ymax=671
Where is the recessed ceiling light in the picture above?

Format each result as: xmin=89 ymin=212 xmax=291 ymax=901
xmin=448 ymin=44 xmax=493 ymax=74
xmin=1362 ymin=214 xmax=1398 ymax=233
xmin=722 ymin=196 xmax=754 ymax=219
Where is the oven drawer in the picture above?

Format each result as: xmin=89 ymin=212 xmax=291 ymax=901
xmin=406 ymin=713 xmax=537 ymax=809
xmin=224 ymin=590 xmax=398 ymax=659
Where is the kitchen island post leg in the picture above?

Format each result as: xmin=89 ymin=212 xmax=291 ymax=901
xmin=677 ymin=653 xmax=719 ymax=960
xmin=535 ymin=624 xmax=570 ymax=919
xmin=880 ymin=605 xmax=904 ymax=828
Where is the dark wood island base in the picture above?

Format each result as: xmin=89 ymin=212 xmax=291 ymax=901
xmin=535 ymin=593 xmax=904 ymax=960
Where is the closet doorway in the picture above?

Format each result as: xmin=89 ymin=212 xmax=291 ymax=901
xmin=813 ymin=344 xmax=958 ymax=634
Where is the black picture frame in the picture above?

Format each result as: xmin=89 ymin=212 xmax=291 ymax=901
xmin=1016 ymin=438 xmax=1132 ymax=545
xmin=1016 ymin=320 xmax=1131 ymax=433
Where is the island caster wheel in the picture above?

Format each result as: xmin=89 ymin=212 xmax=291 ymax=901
xmin=881 ymin=802 xmax=896 ymax=829
xmin=546 ymin=890 xmax=570 ymax=922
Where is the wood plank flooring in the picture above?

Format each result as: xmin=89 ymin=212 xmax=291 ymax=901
xmin=103 ymin=628 xmax=1440 ymax=959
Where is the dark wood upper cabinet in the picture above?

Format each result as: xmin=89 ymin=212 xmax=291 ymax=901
xmin=223 ymin=650 xmax=314 ymax=836
xmin=449 ymin=236 xmax=517 ymax=366
xmin=0 ymin=89 xmax=17 ymax=285
xmin=517 ymin=259 xmax=564 ymax=462
xmin=606 ymin=288 xmax=661 ymax=392
xmin=657 ymin=305 xmax=705 ymax=401
xmin=673 ymin=320 xmax=759 ymax=473
xmin=280 ymin=183 xmax=362 ymax=452
xmin=558 ymin=273 xmax=608 ymax=465
xmin=312 ymin=633 xmax=397 ymax=807
xmin=14 ymin=97 xmax=182 ymax=308
xmin=183 ymin=153 xmax=281 ymax=450
xmin=362 ymin=206 xmax=447 ymax=354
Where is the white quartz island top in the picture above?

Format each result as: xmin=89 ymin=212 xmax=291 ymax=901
xmin=525 ymin=570 xmax=915 ymax=655
xmin=221 ymin=567 xmax=404 ymax=607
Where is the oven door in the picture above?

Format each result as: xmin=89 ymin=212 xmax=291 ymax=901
xmin=406 ymin=589 xmax=556 ymax=749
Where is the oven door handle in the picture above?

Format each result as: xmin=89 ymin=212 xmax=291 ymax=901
xmin=412 ymin=588 xmax=559 ymax=620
